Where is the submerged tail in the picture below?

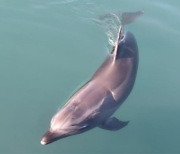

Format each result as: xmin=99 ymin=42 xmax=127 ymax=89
xmin=121 ymin=10 xmax=144 ymax=26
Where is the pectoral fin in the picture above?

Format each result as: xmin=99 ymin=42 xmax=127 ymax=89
xmin=99 ymin=117 xmax=129 ymax=131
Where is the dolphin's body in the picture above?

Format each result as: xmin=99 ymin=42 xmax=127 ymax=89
xmin=41 ymin=26 xmax=139 ymax=145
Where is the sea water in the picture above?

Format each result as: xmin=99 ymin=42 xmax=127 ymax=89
xmin=0 ymin=0 xmax=180 ymax=153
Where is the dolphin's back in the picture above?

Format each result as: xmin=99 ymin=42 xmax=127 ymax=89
xmin=91 ymin=31 xmax=138 ymax=103
xmin=51 ymin=80 xmax=118 ymax=130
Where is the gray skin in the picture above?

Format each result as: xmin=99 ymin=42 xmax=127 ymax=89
xmin=41 ymin=27 xmax=138 ymax=145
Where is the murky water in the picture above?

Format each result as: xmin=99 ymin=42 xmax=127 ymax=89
xmin=0 ymin=0 xmax=180 ymax=153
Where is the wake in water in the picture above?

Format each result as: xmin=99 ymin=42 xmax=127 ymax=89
xmin=94 ymin=10 xmax=144 ymax=47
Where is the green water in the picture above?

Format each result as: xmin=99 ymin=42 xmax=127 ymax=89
xmin=0 ymin=0 xmax=180 ymax=153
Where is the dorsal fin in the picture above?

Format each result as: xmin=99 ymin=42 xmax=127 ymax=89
xmin=112 ymin=10 xmax=144 ymax=61
xmin=113 ymin=26 xmax=123 ymax=61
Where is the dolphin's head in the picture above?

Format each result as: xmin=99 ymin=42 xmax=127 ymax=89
xmin=41 ymin=126 xmax=81 ymax=145
xmin=41 ymin=124 xmax=81 ymax=145
xmin=41 ymin=125 xmax=90 ymax=145
xmin=41 ymin=126 xmax=79 ymax=145
xmin=115 ymin=31 xmax=138 ymax=59
xmin=41 ymin=105 xmax=92 ymax=145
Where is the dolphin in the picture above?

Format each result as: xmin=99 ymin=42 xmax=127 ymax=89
xmin=40 ymin=24 xmax=139 ymax=145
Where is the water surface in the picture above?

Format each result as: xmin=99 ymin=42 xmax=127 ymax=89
xmin=0 ymin=0 xmax=180 ymax=153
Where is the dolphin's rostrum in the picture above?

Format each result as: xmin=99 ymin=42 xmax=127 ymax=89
xmin=41 ymin=11 xmax=141 ymax=145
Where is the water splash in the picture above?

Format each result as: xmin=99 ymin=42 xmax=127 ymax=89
xmin=94 ymin=12 xmax=121 ymax=47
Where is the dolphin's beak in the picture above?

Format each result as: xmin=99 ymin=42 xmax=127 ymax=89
xmin=41 ymin=130 xmax=68 ymax=145
xmin=40 ymin=139 xmax=47 ymax=145
xmin=40 ymin=130 xmax=58 ymax=145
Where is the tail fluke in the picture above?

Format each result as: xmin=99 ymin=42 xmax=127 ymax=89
xmin=121 ymin=10 xmax=144 ymax=25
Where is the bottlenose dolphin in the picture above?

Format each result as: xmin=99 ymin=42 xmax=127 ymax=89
xmin=41 ymin=11 xmax=141 ymax=145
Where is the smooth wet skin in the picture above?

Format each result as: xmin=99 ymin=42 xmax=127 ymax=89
xmin=41 ymin=28 xmax=139 ymax=145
